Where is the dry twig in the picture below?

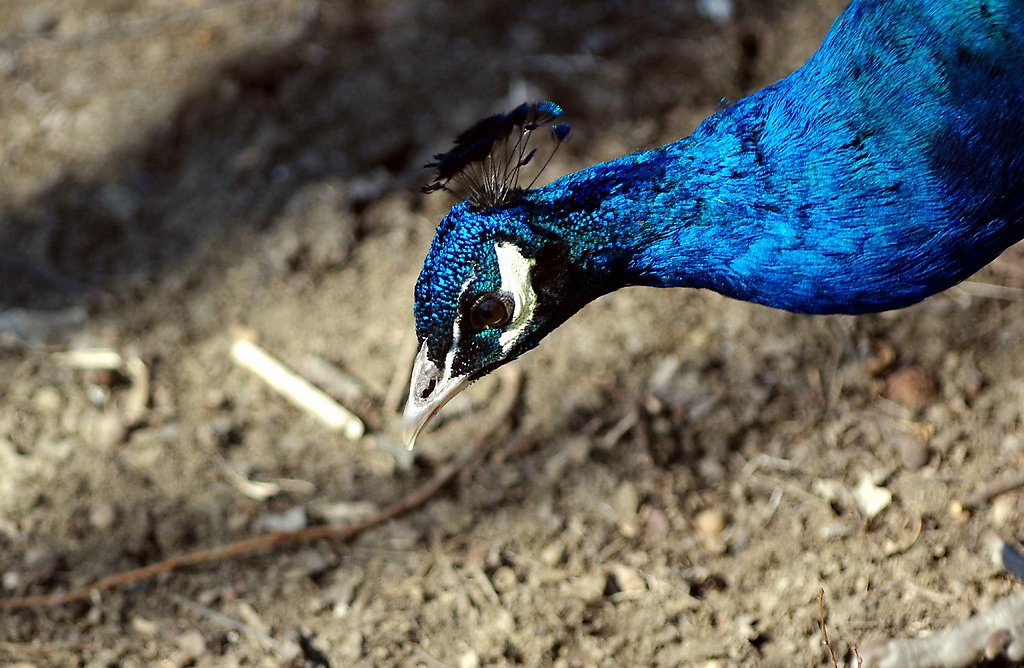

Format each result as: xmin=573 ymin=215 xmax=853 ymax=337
xmin=232 ymin=339 xmax=366 ymax=439
xmin=859 ymin=536 xmax=1024 ymax=667
xmin=819 ymin=588 xmax=839 ymax=667
xmin=0 ymin=368 xmax=521 ymax=611
xmin=817 ymin=588 xmax=864 ymax=667
xmin=859 ymin=591 xmax=1024 ymax=667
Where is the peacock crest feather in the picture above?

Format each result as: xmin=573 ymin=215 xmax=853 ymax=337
xmin=422 ymin=101 xmax=571 ymax=211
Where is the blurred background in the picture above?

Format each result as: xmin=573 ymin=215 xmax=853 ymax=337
xmin=1 ymin=0 xmax=1022 ymax=665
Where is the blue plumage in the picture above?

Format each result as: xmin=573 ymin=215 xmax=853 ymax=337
xmin=403 ymin=0 xmax=1024 ymax=446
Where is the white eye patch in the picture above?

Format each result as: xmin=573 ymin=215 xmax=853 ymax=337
xmin=494 ymin=242 xmax=537 ymax=352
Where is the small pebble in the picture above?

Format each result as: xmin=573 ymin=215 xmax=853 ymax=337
xmin=490 ymin=566 xmax=518 ymax=593
xmin=3 ymin=571 xmax=21 ymax=590
xmin=86 ymin=384 xmax=109 ymax=407
xmin=32 ymin=386 xmax=62 ymax=414
xmin=695 ymin=508 xmax=727 ymax=537
xmin=855 ymin=575 xmax=870 ymax=592
xmin=89 ymin=502 xmax=116 ymax=530
xmin=895 ymin=434 xmax=929 ymax=470
xmin=884 ymin=367 xmax=939 ymax=409
xmin=176 ymin=629 xmax=207 ymax=658
xmin=1001 ymin=434 xmax=1023 ymax=456
xmin=131 ymin=617 xmax=159 ymax=636
xmin=948 ymin=500 xmax=969 ymax=522
xmin=540 ymin=543 xmax=563 ymax=566
xmin=991 ymin=495 xmax=1015 ymax=526
xmin=458 ymin=651 xmax=481 ymax=668
xmin=694 ymin=507 xmax=728 ymax=554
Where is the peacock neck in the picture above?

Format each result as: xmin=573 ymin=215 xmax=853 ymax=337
xmin=525 ymin=36 xmax=1024 ymax=316
xmin=522 ymin=97 xmax=908 ymax=315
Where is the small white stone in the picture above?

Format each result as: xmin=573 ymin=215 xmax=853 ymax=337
xmin=89 ymin=503 xmax=116 ymax=530
xmin=991 ymin=495 xmax=1015 ymax=526
xmin=458 ymin=651 xmax=481 ymax=668
xmin=853 ymin=473 xmax=892 ymax=520
xmin=32 ymin=386 xmax=62 ymax=414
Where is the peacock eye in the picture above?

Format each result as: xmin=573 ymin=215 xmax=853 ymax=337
xmin=470 ymin=293 xmax=513 ymax=330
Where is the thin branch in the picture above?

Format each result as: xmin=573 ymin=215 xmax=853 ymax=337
xmin=859 ymin=537 xmax=1024 ymax=668
xmin=859 ymin=591 xmax=1024 ymax=668
xmin=0 ymin=368 xmax=521 ymax=611
xmin=819 ymin=588 xmax=839 ymax=667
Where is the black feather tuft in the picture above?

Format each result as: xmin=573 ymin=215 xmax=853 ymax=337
xmin=422 ymin=101 xmax=571 ymax=210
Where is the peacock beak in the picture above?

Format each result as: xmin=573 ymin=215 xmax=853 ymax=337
xmin=402 ymin=343 xmax=470 ymax=449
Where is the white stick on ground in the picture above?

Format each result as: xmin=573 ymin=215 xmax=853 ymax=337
xmin=859 ymin=535 xmax=1024 ymax=668
xmin=859 ymin=591 xmax=1024 ymax=667
xmin=230 ymin=339 xmax=365 ymax=440
xmin=53 ymin=348 xmax=124 ymax=370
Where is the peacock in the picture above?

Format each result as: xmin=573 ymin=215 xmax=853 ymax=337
xmin=403 ymin=0 xmax=1024 ymax=447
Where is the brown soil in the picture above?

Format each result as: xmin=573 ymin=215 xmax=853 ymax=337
xmin=1 ymin=0 xmax=1022 ymax=666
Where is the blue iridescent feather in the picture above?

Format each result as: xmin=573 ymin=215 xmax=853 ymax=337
xmin=403 ymin=0 xmax=1024 ymax=445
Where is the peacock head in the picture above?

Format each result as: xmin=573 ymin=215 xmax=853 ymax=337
xmin=403 ymin=102 xmax=573 ymax=447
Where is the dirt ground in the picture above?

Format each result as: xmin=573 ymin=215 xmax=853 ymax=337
xmin=1 ymin=0 xmax=1022 ymax=666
